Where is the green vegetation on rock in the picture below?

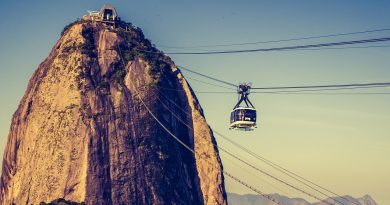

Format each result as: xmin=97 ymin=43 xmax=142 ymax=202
xmin=116 ymin=25 xmax=174 ymax=85
xmin=40 ymin=198 xmax=86 ymax=205
xmin=81 ymin=26 xmax=97 ymax=58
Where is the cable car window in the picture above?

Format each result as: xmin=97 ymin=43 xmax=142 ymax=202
xmin=245 ymin=110 xmax=256 ymax=120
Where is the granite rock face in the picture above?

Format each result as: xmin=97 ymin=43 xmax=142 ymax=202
xmin=0 ymin=21 xmax=227 ymax=205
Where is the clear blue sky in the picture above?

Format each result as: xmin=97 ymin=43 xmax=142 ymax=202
xmin=1 ymin=0 xmax=390 ymax=204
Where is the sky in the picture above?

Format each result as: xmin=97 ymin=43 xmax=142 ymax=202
xmin=0 ymin=0 xmax=390 ymax=204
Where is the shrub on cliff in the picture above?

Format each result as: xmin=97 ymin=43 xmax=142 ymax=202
xmin=40 ymin=198 xmax=86 ymax=205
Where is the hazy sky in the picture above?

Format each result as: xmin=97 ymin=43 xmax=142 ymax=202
xmin=1 ymin=0 xmax=389 ymax=204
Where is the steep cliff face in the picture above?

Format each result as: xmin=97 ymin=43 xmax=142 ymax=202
xmin=0 ymin=21 xmax=227 ymax=205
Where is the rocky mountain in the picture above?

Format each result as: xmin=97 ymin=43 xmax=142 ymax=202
xmin=227 ymin=193 xmax=377 ymax=205
xmin=0 ymin=17 xmax=227 ymax=204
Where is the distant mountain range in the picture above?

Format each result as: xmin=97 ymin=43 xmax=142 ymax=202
xmin=227 ymin=193 xmax=377 ymax=205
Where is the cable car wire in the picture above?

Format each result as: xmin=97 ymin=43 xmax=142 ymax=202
xmin=150 ymin=83 xmax=390 ymax=95
xmin=251 ymin=82 xmax=390 ymax=90
xmin=156 ymin=91 xmax=343 ymax=205
xmin=157 ymin=90 xmax=357 ymax=205
xmin=185 ymin=76 xmax=236 ymax=90
xmin=178 ymin=65 xmax=390 ymax=93
xmin=220 ymin=150 xmax=291 ymax=196
xmin=217 ymin=146 xmax=339 ymax=205
xmin=195 ymin=91 xmax=390 ymax=95
xmin=163 ymin=44 xmax=390 ymax=52
xmin=139 ymin=37 xmax=390 ymax=55
xmin=280 ymin=44 xmax=390 ymax=51
xmin=212 ymin=130 xmax=359 ymax=205
xmin=257 ymin=92 xmax=390 ymax=95
xmin=251 ymin=85 xmax=390 ymax=93
xmin=157 ymin=27 xmax=390 ymax=49
xmin=178 ymin=66 xmax=237 ymax=87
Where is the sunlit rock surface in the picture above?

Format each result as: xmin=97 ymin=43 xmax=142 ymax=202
xmin=0 ymin=21 xmax=227 ymax=205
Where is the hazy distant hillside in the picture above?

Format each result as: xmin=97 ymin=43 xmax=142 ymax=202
xmin=227 ymin=193 xmax=377 ymax=205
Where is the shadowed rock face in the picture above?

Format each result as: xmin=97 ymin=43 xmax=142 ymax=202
xmin=0 ymin=21 xmax=227 ymax=205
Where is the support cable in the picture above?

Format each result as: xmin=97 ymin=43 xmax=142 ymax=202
xmin=212 ymin=130 xmax=360 ymax=205
xmin=220 ymin=151 xmax=291 ymax=196
xmin=157 ymin=27 xmax=390 ymax=49
xmin=139 ymin=37 xmax=390 ymax=55
xmin=251 ymin=82 xmax=390 ymax=90
xmin=178 ymin=66 xmax=237 ymax=87
xmin=177 ymin=65 xmax=390 ymax=93
xmin=154 ymin=84 xmax=390 ymax=95
xmin=218 ymin=146 xmax=338 ymax=205
xmin=185 ymin=76 xmax=236 ymax=90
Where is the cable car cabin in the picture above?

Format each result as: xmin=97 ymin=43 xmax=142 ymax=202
xmin=230 ymin=107 xmax=257 ymax=130
xmin=230 ymin=83 xmax=257 ymax=131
